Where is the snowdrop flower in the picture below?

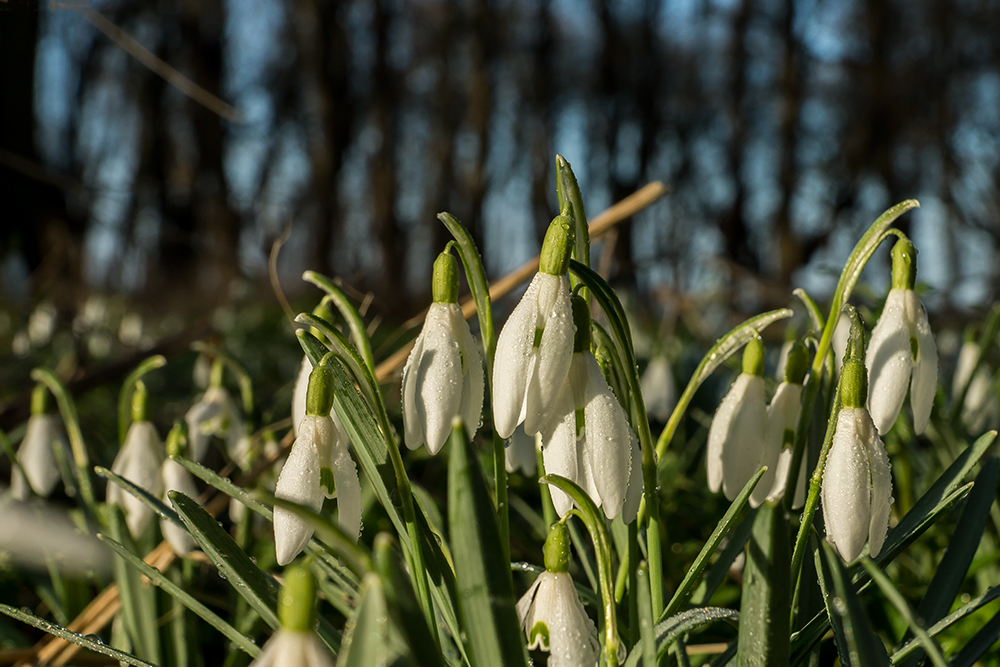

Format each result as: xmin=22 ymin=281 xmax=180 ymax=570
xmin=952 ymin=339 xmax=997 ymax=433
xmin=184 ymin=360 xmax=245 ymax=463
xmin=275 ymin=362 xmax=361 ymax=566
xmin=494 ymin=214 xmax=576 ymax=439
xmin=250 ymin=566 xmax=334 ymax=667
xmin=539 ymin=295 xmax=641 ymax=522
xmin=641 ymin=355 xmax=676 ymax=423
xmin=11 ymin=385 xmax=71 ymax=501
xmin=832 ymin=310 xmax=852 ymax=375
xmin=402 ymin=249 xmax=484 ymax=454
xmin=108 ymin=383 xmax=164 ymax=537
xmin=161 ymin=423 xmax=198 ymax=556
xmin=505 ymin=425 xmax=538 ymax=476
xmin=866 ymin=238 xmax=938 ymax=435
xmin=706 ymin=336 xmax=773 ymax=505
xmin=765 ymin=343 xmax=808 ymax=508
xmin=823 ymin=325 xmax=893 ymax=561
xmin=515 ymin=522 xmax=599 ymax=667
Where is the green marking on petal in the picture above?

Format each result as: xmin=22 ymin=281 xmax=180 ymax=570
xmin=533 ymin=327 xmax=544 ymax=348
xmin=321 ymin=467 xmax=336 ymax=496
xmin=911 ymin=335 xmax=919 ymax=361
xmin=783 ymin=428 xmax=795 ymax=449
xmin=575 ymin=408 xmax=585 ymax=439
xmin=530 ymin=621 xmax=550 ymax=649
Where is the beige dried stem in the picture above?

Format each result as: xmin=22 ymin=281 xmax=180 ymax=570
xmin=18 ymin=180 xmax=667 ymax=666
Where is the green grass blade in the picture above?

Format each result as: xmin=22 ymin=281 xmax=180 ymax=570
xmin=169 ymin=490 xmax=280 ymax=629
xmin=302 ymin=270 xmax=377 ymax=373
xmin=792 ymin=288 xmax=825 ymax=333
xmin=98 ymin=534 xmax=261 ymax=657
xmin=448 ymin=419 xmax=528 ymax=667
xmin=860 ymin=559 xmax=947 ymax=667
xmin=636 ymin=562 xmax=656 ymax=667
xmin=816 ymin=540 xmax=890 ymax=667
xmin=891 ymin=586 xmax=1000 ymax=662
xmin=337 ymin=573 xmax=392 ymax=667
xmin=555 ymin=156 xmax=591 ymax=288
xmin=108 ymin=506 xmax=161 ymax=664
xmin=437 ymin=212 xmax=495 ymax=367
xmin=947 ymin=607 xmax=1000 ymax=667
xmin=737 ymin=501 xmax=790 ymax=666
xmin=172 ymin=455 xmax=272 ymax=519
xmin=623 ymin=607 xmax=740 ymax=667
xmin=267 ymin=494 xmax=372 ymax=577
xmin=661 ymin=467 xmax=767 ymax=622
xmin=691 ymin=508 xmax=755 ymax=606
xmin=374 ymin=534 xmax=447 ymax=667
xmin=0 ymin=602 xmax=157 ymax=667
xmin=97 ymin=465 xmax=183 ymax=528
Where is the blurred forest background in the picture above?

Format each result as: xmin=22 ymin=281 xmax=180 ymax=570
xmin=2 ymin=0 xmax=1000 ymax=417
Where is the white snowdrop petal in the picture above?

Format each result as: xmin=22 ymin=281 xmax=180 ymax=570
xmin=12 ymin=414 xmax=67 ymax=500
xmin=419 ymin=304 xmax=466 ymax=454
xmin=865 ymin=425 xmax=893 ymax=558
xmin=866 ymin=289 xmax=912 ymax=435
xmin=493 ymin=275 xmax=542 ymax=439
xmin=907 ymin=291 xmax=937 ymax=435
xmin=757 ymin=382 xmax=800 ymax=507
xmin=114 ymin=421 xmax=166 ymax=538
xmin=822 ymin=408 xmax=873 ymax=562
xmin=292 ymin=356 xmax=311 ymax=437
xmin=540 ymin=389 xmax=578 ymax=518
xmin=709 ymin=375 xmax=767 ymax=501
xmin=454 ymin=305 xmax=485 ymax=441
xmin=524 ymin=274 xmax=575 ymax=435
xmin=549 ymin=573 xmax=600 ymax=667
xmin=641 ymin=356 xmax=676 ymax=423
xmin=582 ymin=355 xmax=633 ymax=519
xmin=274 ymin=417 xmax=324 ymax=566
xmin=832 ymin=311 xmax=852 ymax=375
xmin=302 ymin=632 xmax=337 ymax=667
xmin=515 ymin=575 xmax=543 ymax=637
xmin=161 ymin=459 xmax=198 ymax=555
xmin=400 ymin=333 xmax=426 ymax=451
xmin=620 ymin=435 xmax=643 ymax=524
xmin=505 ymin=427 xmax=538 ymax=475
xmin=330 ymin=432 xmax=363 ymax=543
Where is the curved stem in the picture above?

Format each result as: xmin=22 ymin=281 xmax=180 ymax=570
xmin=117 ymin=355 xmax=166 ymax=445
xmin=302 ymin=270 xmax=377 ymax=373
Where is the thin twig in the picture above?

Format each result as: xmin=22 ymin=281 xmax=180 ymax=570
xmin=270 ymin=224 xmax=295 ymax=324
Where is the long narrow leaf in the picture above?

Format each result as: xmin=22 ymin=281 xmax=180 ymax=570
xmin=0 ymin=603 xmax=156 ymax=667
xmin=448 ymin=419 xmax=528 ymax=667
xmin=947 ymin=607 xmax=1000 ymax=667
xmin=438 ymin=212 xmax=495 ymax=367
xmin=97 ymin=465 xmax=183 ymax=527
xmin=337 ymin=573 xmax=392 ymax=667
xmin=302 ymin=270 xmax=376 ymax=373
xmin=737 ymin=501 xmax=790 ymax=666
xmin=98 ymin=534 xmax=261 ymax=657
xmin=173 ymin=455 xmax=272 ymax=520
xmin=891 ymin=586 xmax=1000 ymax=662
xmin=623 ymin=607 xmax=740 ymax=667
xmin=108 ymin=506 xmax=160 ymax=664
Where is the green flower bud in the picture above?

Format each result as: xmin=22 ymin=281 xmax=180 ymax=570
xmin=742 ymin=336 xmax=765 ymax=377
xmin=166 ymin=421 xmax=188 ymax=458
xmin=538 ymin=214 xmax=575 ymax=276
xmin=305 ymin=363 xmax=335 ymax=417
xmin=30 ymin=384 xmax=51 ymax=416
xmin=278 ymin=566 xmax=317 ymax=632
xmin=432 ymin=250 xmax=459 ymax=304
xmin=131 ymin=381 xmax=150 ymax=423
xmin=209 ymin=359 xmax=225 ymax=389
xmin=543 ymin=521 xmax=571 ymax=573
xmin=784 ymin=342 xmax=809 ymax=385
xmin=891 ymin=237 xmax=917 ymax=291
xmin=840 ymin=308 xmax=868 ymax=409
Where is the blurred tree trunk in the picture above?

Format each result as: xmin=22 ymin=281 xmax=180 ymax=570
xmin=774 ymin=0 xmax=802 ymax=291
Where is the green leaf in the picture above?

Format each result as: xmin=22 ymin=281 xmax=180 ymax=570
xmin=891 ymin=586 xmax=1000 ymax=662
xmin=815 ymin=540 xmax=890 ymax=667
xmin=169 ymin=490 xmax=280 ymax=629
xmin=898 ymin=456 xmax=999 ymax=666
xmin=691 ymin=508 xmax=755 ymax=606
xmin=98 ymin=534 xmax=261 ymax=657
xmin=449 ymin=419 xmax=528 ymax=667
xmin=556 ymin=155 xmax=591 ymax=293
xmin=302 ymin=270 xmax=377 ymax=373
xmin=438 ymin=212 xmax=495 ymax=368
xmin=97 ymin=465 xmax=183 ymax=528
xmin=108 ymin=506 xmax=161 ymax=664
xmin=337 ymin=573 xmax=392 ymax=667
xmin=373 ymin=533 xmax=447 ymax=667
xmin=118 ymin=355 xmax=167 ymax=445
xmin=860 ymin=559 xmax=947 ymax=667
xmin=0 ymin=602 xmax=157 ymax=667
xmin=172 ymin=455 xmax=272 ymax=520
xmin=636 ymin=562 xmax=657 ymax=667
xmin=623 ymin=607 xmax=740 ymax=667
xmin=737 ymin=501 xmax=790 ymax=667
xmin=942 ymin=606 xmax=1000 ymax=667
xmin=792 ymin=288 xmax=824 ymax=334
xmin=661 ymin=467 xmax=767 ymax=622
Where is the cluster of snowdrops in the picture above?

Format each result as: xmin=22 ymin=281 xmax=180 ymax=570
xmin=4 ymin=167 xmax=999 ymax=667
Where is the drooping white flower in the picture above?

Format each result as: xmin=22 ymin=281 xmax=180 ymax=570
xmin=706 ymin=336 xmax=772 ymax=505
xmin=402 ymin=251 xmax=484 ymax=453
xmin=539 ymin=296 xmax=640 ymax=522
xmin=515 ymin=522 xmax=599 ymax=667
xmin=11 ymin=412 xmax=71 ymax=501
xmin=251 ymin=566 xmax=335 ymax=667
xmin=640 ymin=355 xmax=676 ymax=423
xmin=184 ymin=384 xmax=244 ymax=463
xmin=764 ymin=342 xmax=808 ymax=508
xmin=275 ymin=363 xmax=362 ymax=566
xmin=108 ymin=420 xmax=165 ymax=537
xmin=866 ymin=239 xmax=938 ymax=435
xmin=505 ymin=425 xmax=538 ymax=476
xmin=821 ymin=406 xmax=893 ymax=561
xmin=161 ymin=458 xmax=198 ymax=555
xmin=952 ymin=340 xmax=997 ymax=433
xmin=493 ymin=215 xmax=576 ymax=439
